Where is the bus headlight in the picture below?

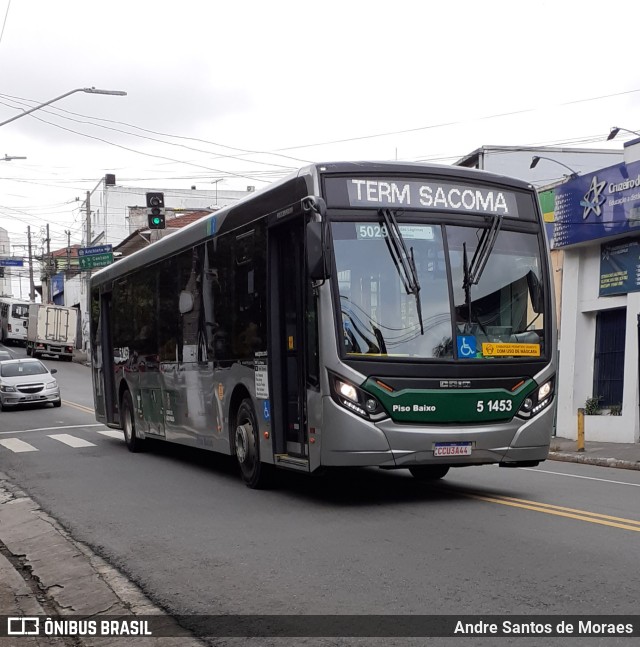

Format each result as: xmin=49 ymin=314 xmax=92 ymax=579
xmin=517 ymin=378 xmax=554 ymax=419
xmin=329 ymin=372 xmax=388 ymax=421
xmin=538 ymin=381 xmax=552 ymax=401
xmin=338 ymin=380 xmax=358 ymax=403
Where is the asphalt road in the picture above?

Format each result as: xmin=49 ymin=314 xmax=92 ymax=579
xmin=1 ymin=343 xmax=639 ymax=643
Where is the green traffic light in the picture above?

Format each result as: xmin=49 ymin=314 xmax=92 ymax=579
xmin=152 ymin=217 xmax=161 ymax=225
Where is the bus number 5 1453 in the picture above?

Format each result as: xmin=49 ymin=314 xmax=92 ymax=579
xmin=477 ymin=400 xmax=513 ymax=413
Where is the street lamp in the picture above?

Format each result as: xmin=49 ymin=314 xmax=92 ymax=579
xmin=0 ymin=87 xmax=127 ymax=128
xmin=607 ymin=126 xmax=640 ymax=141
xmin=530 ymin=156 xmax=579 ymax=180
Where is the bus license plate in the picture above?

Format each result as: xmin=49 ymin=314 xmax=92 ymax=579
xmin=433 ymin=442 xmax=472 ymax=457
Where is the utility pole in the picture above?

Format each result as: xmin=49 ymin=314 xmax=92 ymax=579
xmin=85 ymin=190 xmax=91 ymax=247
xmin=84 ymin=191 xmax=91 ymax=353
xmin=66 ymin=230 xmax=71 ymax=276
xmin=27 ymin=226 xmax=35 ymax=302
xmin=45 ymin=223 xmax=51 ymax=304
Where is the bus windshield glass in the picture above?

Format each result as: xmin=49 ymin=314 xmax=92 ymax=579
xmin=12 ymin=304 xmax=29 ymax=318
xmin=331 ymin=220 xmax=546 ymax=360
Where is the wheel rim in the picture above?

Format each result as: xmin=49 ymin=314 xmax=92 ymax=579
xmin=235 ymin=421 xmax=251 ymax=464
xmin=123 ymin=405 xmax=133 ymax=442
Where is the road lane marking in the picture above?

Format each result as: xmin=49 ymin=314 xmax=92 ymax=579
xmin=98 ymin=430 xmax=123 ymax=440
xmin=0 ymin=438 xmax=38 ymax=453
xmin=525 ymin=467 xmax=640 ymax=488
xmin=48 ymin=434 xmax=96 ymax=448
xmin=0 ymin=424 xmax=106 ymax=436
xmin=463 ymin=491 xmax=640 ymax=532
xmin=62 ymin=400 xmax=95 ymax=414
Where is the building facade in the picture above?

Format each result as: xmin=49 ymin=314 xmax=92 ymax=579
xmin=555 ymin=139 xmax=640 ymax=443
xmin=83 ymin=175 xmax=253 ymax=247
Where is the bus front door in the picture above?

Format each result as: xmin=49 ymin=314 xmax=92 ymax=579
xmin=269 ymin=220 xmax=308 ymax=461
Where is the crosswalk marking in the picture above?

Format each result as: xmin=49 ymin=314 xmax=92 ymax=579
xmin=0 ymin=438 xmax=38 ymax=453
xmin=0 ymin=423 xmax=106 ymax=436
xmin=98 ymin=430 xmax=123 ymax=440
xmin=0 ymin=429 xmax=122 ymax=453
xmin=48 ymin=433 xmax=96 ymax=448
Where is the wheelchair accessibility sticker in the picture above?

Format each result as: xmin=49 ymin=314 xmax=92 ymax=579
xmin=457 ymin=335 xmax=477 ymax=358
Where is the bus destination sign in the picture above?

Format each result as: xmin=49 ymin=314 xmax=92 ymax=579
xmin=324 ymin=177 xmax=519 ymax=216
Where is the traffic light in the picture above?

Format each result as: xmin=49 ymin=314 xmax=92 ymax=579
xmin=146 ymin=192 xmax=166 ymax=229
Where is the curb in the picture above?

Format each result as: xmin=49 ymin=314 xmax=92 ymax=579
xmin=0 ymin=474 xmax=205 ymax=646
xmin=548 ymin=451 xmax=640 ymax=471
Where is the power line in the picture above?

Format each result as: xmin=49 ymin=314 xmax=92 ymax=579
xmin=269 ymin=87 xmax=640 ymax=153
xmin=0 ymin=93 xmax=313 ymax=166
xmin=0 ymin=0 xmax=10 ymax=48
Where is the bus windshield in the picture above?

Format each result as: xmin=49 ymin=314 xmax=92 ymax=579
xmin=332 ymin=220 xmax=546 ymax=360
xmin=12 ymin=304 xmax=29 ymax=318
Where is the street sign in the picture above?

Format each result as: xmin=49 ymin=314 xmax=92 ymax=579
xmin=0 ymin=259 xmax=24 ymax=267
xmin=79 ymin=252 xmax=113 ymax=270
xmin=78 ymin=245 xmax=113 ymax=257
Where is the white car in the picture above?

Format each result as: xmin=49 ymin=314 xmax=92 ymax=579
xmin=0 ymin=359 xmax=61 ymax=410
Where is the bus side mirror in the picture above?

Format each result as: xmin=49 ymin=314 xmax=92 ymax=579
xmin=306 ymin=221 xmax=330 ymax=281
xmin=526 ymin=270 xmax=544 ymax=314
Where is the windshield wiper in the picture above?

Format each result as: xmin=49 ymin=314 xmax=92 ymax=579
xmin=466 ymin=213 xmax=503 ymax=287
xmin=379 ymin=208 xmax=424 ymax=335
xmin=462 ymin=214 xmax=502 ymax=336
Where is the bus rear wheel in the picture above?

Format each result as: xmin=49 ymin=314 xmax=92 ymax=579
xmin=121 ymin=390 xmax=145 ymax=453
xmin=234 ymin=398 xmax=272 ymax=489
xmin=409 ymin=465 xmax=450 ymax=481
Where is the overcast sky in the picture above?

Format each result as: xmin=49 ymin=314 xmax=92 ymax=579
xmin=1 ymin=0 xmax=640 ymax=263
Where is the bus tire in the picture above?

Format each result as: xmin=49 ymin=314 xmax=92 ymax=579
xmin=409 ymin=465 xmax=450 ymax=481
xmin=234 ymin=398 xmax=272 ymax=489
xmin=121 ymin=390 xmax=145 ymax=453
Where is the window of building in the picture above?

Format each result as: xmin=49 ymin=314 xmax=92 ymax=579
xmin=593 ymin=308 xmax=626 ymax=408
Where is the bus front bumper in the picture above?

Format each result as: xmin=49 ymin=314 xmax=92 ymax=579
xmin=320 ymin=396 xmax=555 ymax=468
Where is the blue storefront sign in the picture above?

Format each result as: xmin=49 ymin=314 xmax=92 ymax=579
xmin=554 ymin=160 xmax=640 ymax=247
xmin=51 ymin=273 xmax=65 ymax=297
xmin=599 ymin=238 xmax=640 ymax=296
xmin=78 ymin=244 xmax=113 ymax=257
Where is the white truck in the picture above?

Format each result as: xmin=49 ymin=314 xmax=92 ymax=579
xmin=27 ymin=304 xmax=78 ymax=361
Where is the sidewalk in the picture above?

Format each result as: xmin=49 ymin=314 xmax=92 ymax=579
xmin=549 ymin=435 xmax=640 ymax=471
xmin=0 ymin=474 xmax=203 ymax=647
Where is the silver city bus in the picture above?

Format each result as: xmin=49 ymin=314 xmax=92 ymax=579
xmin=90 ymin=162 xmax=556 ymax=488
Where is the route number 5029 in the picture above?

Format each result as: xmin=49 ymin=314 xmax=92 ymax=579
xmin=476 ymin=399 xmax=513 ymax=413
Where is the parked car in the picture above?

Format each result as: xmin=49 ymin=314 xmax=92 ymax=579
xmin=0 ymin=358 xmax=61 ymax=410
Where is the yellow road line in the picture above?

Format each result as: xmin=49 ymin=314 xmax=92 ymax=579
xmin=61 ymin=400 xmax=95 ymax=414
xmin=463 ymin=492 xmax=640 ymax=532
xmin=486 ymin=493 xmax=640 ymax=526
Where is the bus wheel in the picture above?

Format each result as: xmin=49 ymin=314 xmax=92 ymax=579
xmin=234 ymin=399 xmax=272 ymax=489
xmin=409 ymin=465 xmax=450 ymax=481
xmin=121 ymin=390 xmax=145 ymax=453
